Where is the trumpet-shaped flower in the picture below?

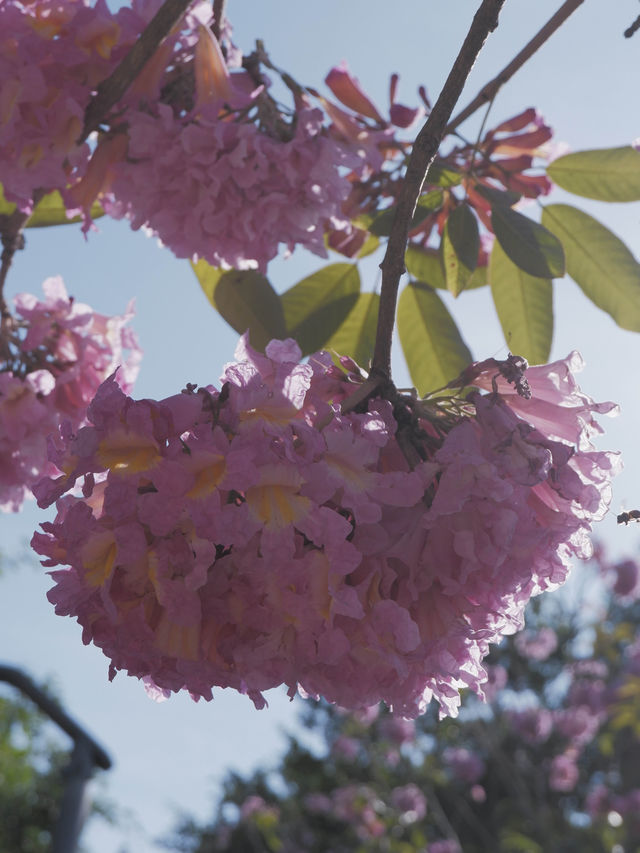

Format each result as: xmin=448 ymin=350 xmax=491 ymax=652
xmin=32 ymin=339 xmax=618 ymax=717
xmin=0 ymin=277 xmax=140 ymax=511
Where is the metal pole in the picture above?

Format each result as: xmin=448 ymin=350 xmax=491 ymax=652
xmin=0 ymin=665 xmax=112 ymax=853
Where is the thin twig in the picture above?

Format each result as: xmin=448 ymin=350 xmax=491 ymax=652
xmin=79 ymin=0 xmax=193 ymax=143
xmin=0 ymin=190 xmax=45 ymax=320
xmin=447 ymin=0 xmax=585 ymax=133
xmin=371 ymin=0 xmax=506 ymax=380
xmin=624 ymin=13 xmax=640 ymax=38
xmin=212 ymin=0 xmax=227 ymax=40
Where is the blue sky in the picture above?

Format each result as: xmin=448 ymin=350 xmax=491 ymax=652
xmin=2 ymin=1 xmax=640 ymax=850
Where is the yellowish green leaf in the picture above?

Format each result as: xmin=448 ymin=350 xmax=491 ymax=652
xmin=489 ymin=240 xmax=553 ymax=364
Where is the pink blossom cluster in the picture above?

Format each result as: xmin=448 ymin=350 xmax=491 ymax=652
xmin=0 ymin=0 xmax=163 ymax=213
xmin=442 ymin=747 xmax=485 ymax=784
xmin=599 ymin=554 xmax=640 ymax=600
xmin=0 ymin=276 xmax=140 ymax=511
xmin=514 ymin=626 xmax=558 ymax=661
xmin=0 ymin=0 xmax=362 ymax=270
xmin=101 ymin=104 xmax=360 ymax=271
xmin=0 ymin=0 xmax=108 ymax=212
xmin=84 ymin=17 xmax=363 ymax=270
xmin=32 ymin=338 xmax=618 ymax=717
xmin=307 ymin=782 xmax=428 ymax=839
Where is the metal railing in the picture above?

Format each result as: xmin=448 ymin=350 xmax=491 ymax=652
xmin=0 ymin=665 xmax=112 ymax=853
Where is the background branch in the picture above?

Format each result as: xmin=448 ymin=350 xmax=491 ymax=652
xmin=212 ymin=0 xmax=228 ymax=40
xmin=624 ymin=13 xmax=640 ymax=38
xmin=447 ymin=0 xmax=585 ymax=133
xmin=79 ymin=0 xmax=193 ymax=143
xmin=371 ymin=0 xmax=507 ymax=380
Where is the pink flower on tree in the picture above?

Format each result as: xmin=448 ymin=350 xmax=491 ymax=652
xmin=65 ymin=12 xmax=362 ymax=271
xmin=103 ymin=104 xmax=359 ymax=271
xmin=429 ymin=841 xmax=462 ymax=853
xmin=390 ymin=783 xmax=427 ymax=822
xmin=442 ymin=747 xmax=485 ymax=784
xmin=1 ymin=0 xmax=362 ymax=271
xmin=515 ymin=626 xmax=558 ymax=661
xmin=548 ymin=752 xmax=580 ymax=792
xmin=0 ymin=0 xmax=119 ymax=212
xmin=0 ymin=276 xmax=140 ymax=511
xmin=32 ymin=339 xmax=618 ymax=718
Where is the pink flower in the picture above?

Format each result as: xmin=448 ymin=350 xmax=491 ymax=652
xmin=429 ymin=841 xmax=462 ymax=853
xmin=332 ymin=736 xmax=360 ymax=760
xmin=102 ymin=105 xmax=358 ymax=271
xmin=325 ymin=61 xmax=384 ymax=122
xmin=610 ymin=558 xmax=640 ymax=599
xmin=483 ymin=664 xmax=508 ymax=703
xmin=32 ymin=343 xmax=617 ymax=718
xmin=390 ymin=783 xmax=427 ymax=822
xmin=585 ymin=784 xmax=611 ymax=817
xmin=304 ymin=793 xmax=332 ymax=814
xmin=0 ymin=0 xmax=180 ymax=212
xmin=442 ymin=747 xmax=485 ymax=784
xmin=548 ymin=752 xmax=580 ymax=792
xmin=0 ymin=0 xmax=111 ymax=211
xmin=0 ymin=277 xmax=140 ymax=512
xmin=554 ymin=706 xmax=602 ymax=746
xmin=240 ymin=795 xmax=276 ymax=819
xmin=378 ymin=716 xmax=416 ymax=745
xmin=505 ymin=707 xmax=554 ymax=744
xmin=515 ymin=627 xmax=558 ymax=661
xmin=470 ymin=784 xmax=486 ymax=803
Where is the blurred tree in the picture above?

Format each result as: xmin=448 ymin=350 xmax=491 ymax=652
xmin=0 ymin=682 xmax=114 ymax=853
xmin=161 ymin=545 xmax=640 ymax=853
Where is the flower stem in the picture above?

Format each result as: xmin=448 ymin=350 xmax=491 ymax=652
xmin=79 ymin=0 xmax=194 ymax=143
xmin=212 ymin=0 xmax=227 ymax=40
xmin=0 ymin=189 xmax=45 ymax=324
xmin=371 ymin=0 xmax=507 ymax=381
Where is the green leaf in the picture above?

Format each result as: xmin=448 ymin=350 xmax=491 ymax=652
xmin=191 ymin=260 xmax=286 ymax=351
xmin=467 ymin=264 xmax=489 ymax=289
xmin=397 ymin=281 xmax=472 ymax=394
xmin=489 ymin=240 xmax=553 ymax=364
xmin=324 ymin=292 xmax=379 ymax=367
xmin=405 ymin=246 xmax=446 ymax=289
xmin=426 ymin=161 xmax=462 ymax=188
xmin=281 ymin=263 xmax=360 ymax=355
xmin=406 ymin=245 xmax=487 ymax=291
xmin=541 ymin=203 xmax=640 ymax=331
xmin=499 ymin=830 xmax=543 ymax=853
xmin=365 ymin=208 xmax=396 ymax=237
xmin=0 ymin=184 xmax=17 ymax=217
xmin=547 ymin=146 xmax=640 ymax=202
xmin=473 ymin=183 xmax=521 ymax=207
xmin=491 ymin=204 xmax=565 ymax=278
xmin=416 ymin=189 xmax=445 ymax=212
xmin=356 ymin=232 xmax=380 ymax=258
xmin=191 ymin=259 xmax=224 ymax=303
xmin=29 ymin=192 xmax=105 ymax=227
xmin=364 ymin=190 xmax=443 ymax=238
xmin=441 ymin=205 xmax=479 ymax=297
xmin=0 ymin=184 xmax=104 ymax=227
xmin=447 ymin=203 xmax=479 ymax=271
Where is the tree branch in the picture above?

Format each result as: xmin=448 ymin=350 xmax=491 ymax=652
xmin=371 ymin=0 xmax=507 ymax=380
xmin=0 ymin=190 xmax=45 ymax=322
xmin=624 ymin=13 xmax=640 ymax=38
xmin=212 ymin=0 xmax=228 ymax=40
xmin=79 ymin=0 xmax=194 ymax=143
xmin=447 ymin=0 xmax=585 ymax=133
